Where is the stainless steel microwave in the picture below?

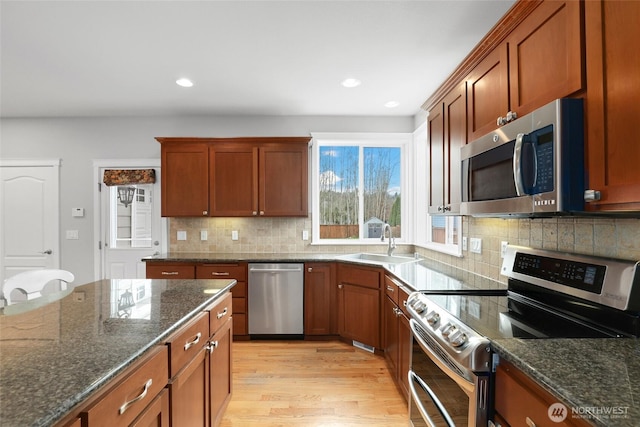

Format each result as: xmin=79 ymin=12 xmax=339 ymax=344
xmin=460 ymin=98 xmax=585 ymax=216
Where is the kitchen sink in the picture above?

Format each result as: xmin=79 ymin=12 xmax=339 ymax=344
xmin=337 ymin=253 xmax=419 ymax=265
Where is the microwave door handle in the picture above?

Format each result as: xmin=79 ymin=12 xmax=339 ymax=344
xmin=513 ymin=133 xmax=526 ymax=196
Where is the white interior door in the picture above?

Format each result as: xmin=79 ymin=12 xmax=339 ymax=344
xmin=98 ymin=165 xmax=164 ymax=279
xmin=0 ymin=162 xmax=60 ymax=284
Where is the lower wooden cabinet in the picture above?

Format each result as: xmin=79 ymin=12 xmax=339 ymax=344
xmin=130 ymin=389 xmax=170 ymax=427
xmin=304 ymin=263 xmax=337 ymax=336
xmin=337 ymin=263 xmax=382 ymax=349
xmin=383 ymin=275 xmax=411 ymax=401
xmin=494 ymin=359 xmax=591 ymax=427
xmin=165 ymin=292 xmax=233 ymax=427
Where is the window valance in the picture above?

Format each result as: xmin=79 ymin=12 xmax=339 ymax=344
xmin=103 ymin=169 xmax=156 ymax=186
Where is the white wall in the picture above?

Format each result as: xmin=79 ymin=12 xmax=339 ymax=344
xmin=0 ymin=114 xmax=414 ymax=283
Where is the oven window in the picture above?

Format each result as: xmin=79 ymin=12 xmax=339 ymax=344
xmin=410 ymin=341 xmax=470 ymax=426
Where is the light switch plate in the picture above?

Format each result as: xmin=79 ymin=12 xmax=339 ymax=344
xmin=470 ymin=237 xmax=482 ymax=254
xmin=71 ymin=208 xmax=84 ymax=217
xmin=200 ymin=230 xmax=208 ymax=241
xmin=66 ymin=230 xmax=79 ymax=240
xmin=501 ymin=241 xmax=509 ymax=258
xmin=302 ymin=230 xmax=309 ymax=240
xmin=462 ymin=236 xmax=468 ymax=251
xmin=177 ymin=231 xmax=187 ymax=241
xmin=231 ymin=230 xmax=239 ymax=241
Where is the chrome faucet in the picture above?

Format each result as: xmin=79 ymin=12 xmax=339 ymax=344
xmin=380 ymin=223 xmax=396 ymax=256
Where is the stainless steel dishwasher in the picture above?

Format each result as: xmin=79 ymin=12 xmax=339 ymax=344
xmin=248 ymin=263 xmax=304 ymax=336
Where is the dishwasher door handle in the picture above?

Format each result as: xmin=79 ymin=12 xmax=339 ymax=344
xmin=249 ymin=268 xmax=303 ymax=273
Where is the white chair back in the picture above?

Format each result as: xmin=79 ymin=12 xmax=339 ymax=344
xmin=2 ymin=269 xmax=75 ymax=305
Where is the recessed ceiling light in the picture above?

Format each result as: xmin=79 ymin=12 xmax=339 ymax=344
xmin=176 ymin=78 xmax=194 ymax=88
xmin=341 ymin=78 xmax=361 ymax=88
xmin=384 ymin=101 xmax=400 ymax=108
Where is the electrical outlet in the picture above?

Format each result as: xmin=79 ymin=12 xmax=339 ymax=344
xmin=231 ymin=230 xmax=239 ymax=241
xmin=200 ymin=230 xmax=208 ymax=241
xmin=302 ymin=230 xmax=309 ymax=240
xmin=470 ymin=237 xmax=482 ymax=254
xmin=177 ymin=230 xmax=187 ymax=241
xmin=462 ymin=236 xmax=468 ymax=251
xmin=501 ymin=241 xmax=509 ymax=258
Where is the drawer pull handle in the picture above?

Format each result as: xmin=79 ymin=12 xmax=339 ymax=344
xmin=386 ymin=285 xmax=394 ymax=292
xmin=161 ymin=271 xmax=179 ymax=275
xmin=211 ymin=272 xmax=230 ymax=276
xmin=119 ymin=379 xmax=152 ymax=415
xmin=216 ymin=307 xmax=228 ymax=319
xmin=183 ymin=332 xmax=202 ymax=351
xmin=525 ymin=417 xmax=536 ymax=427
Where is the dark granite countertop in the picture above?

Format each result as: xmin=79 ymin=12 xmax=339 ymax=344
xmin=0 ymin=278 xmax=236 ymax=427
xmin=492 ymin=338 xmax=640 ymax=427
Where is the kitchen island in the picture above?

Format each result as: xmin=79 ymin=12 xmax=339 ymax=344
xmin=0 ymin=278 xmax=236 ymax=427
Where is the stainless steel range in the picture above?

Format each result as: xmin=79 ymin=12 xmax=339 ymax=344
xmin=406 ymin=245 xmax=640 ymax=427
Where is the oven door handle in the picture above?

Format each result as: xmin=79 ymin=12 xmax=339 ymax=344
xmin=409 ymin=370 xmax=455 ymax=427
xmin=410 ymin=319 xmax=475 ymax=395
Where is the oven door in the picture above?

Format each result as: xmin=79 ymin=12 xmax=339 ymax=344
xmin=409 ymin=320 xmax=489 ymax=427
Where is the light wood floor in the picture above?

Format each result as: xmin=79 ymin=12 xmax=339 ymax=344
xmin=219 ymin=340 xmax=409 ymax=427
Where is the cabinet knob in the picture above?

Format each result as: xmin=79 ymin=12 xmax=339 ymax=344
xmin=506 ymin=110 xmax=518 ymax=122
xmin=202 ymin=210 xmax=208 ymax=216
xmin=497 ymin=116 xmax=508 ymax=126
xmin=259 ymin=211 xmax=265 ymax=216
xmin=308 ymin=267 xmax=313 ymax=272
xmin=338 ymin=284 xmax=343 ymax=289
xmin=443 ymin=205 xmax=451 ymax=212
xmin=252 ymin=211 xmax=258 ymax=216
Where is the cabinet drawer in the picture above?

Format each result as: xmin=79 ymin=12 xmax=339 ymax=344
xmin=82 ymin=346 xmax=168 ymax=427
xmin=398 ymin=286 xmax=410 ymax=316
xmin=165 ymin=312 xmax=209 ymax=378
xmin=196 ymin=263 xmax=247 ymax=280
xmin=208 ymin=292 xmax=233 ymax=335
xmin=338 ymin=264 xmax=381 ymax=289
xmin=384 ymin=275 xmax=400 ymax=304
xmin=146 ymin=264 xmax=195 ymax=279
xmin=232 ymin=296 xmax=246 ymax=314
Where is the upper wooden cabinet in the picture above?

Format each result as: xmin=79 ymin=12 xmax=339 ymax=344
xmin=465 ymin=0 xmax=583 ymax=141
xmin=583 ymin=0 xmax=640 ymax=211
xmin=160 ymin=142 xmax=209 ymax=217
xmin=428 ymin=82 xmax=466 ymax=214
xmin=157 ymin=137 xmax=310 ymax=217
xmin=210 ymin=139 xmax=309 ymax=217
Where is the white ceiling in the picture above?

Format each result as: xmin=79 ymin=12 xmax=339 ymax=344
xmin=0 ymin=0 xmax=515 ymax=118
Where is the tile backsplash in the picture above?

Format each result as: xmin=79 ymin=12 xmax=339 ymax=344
xmin=170 ymin=216 xmax=640 ymax=285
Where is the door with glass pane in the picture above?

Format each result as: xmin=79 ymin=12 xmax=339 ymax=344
xmin=101 ymin=173 xmax=164 ymax=279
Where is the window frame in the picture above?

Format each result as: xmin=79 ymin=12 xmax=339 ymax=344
xmin=310 ymin=132 xmax=412 ymax=246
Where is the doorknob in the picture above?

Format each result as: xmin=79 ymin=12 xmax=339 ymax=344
xmin=41 ymin=249 xmax=53 ymax=255
xmin=153 ymin=241 xmax=159 ymax=246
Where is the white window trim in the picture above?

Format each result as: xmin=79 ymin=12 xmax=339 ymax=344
xmin=310 ymin=132 xmax=412 ymax=246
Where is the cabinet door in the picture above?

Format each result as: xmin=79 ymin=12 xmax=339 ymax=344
xmin=429 ymin=82 xmax=466 ymax=215
xmin=130 ymin=389 xmax=170 ymax=427
xmin=466 ymin=46 xmax=509 ymax=141
xmin=209 ymin=144 xmax=258 ymax=216
xmin=209 ymin=318 xmax=233 ymax=427
xmin=383 ymin=295 xmax=399 ymax=373
xmin=397 ymin=312 xmax=411 ymax=401
xmin=161 ymin=142 xmax=209 ymax=217
xmin=304 ymin=263 xmax=337 ymax=335
xmin=508 ymin=0 xmax=583 ymax=118
xmin=338 ymin=283 xmax=380 ymax=349
xmin=428 ymin=102 xmax=445 ymax=214
xmin=259 ymin=143 xmax=308 ymax=217
xmin=168 ymin=347 xmax=208 ymax=427
xmin=584 ymin=0 xmax=640 ymax=211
